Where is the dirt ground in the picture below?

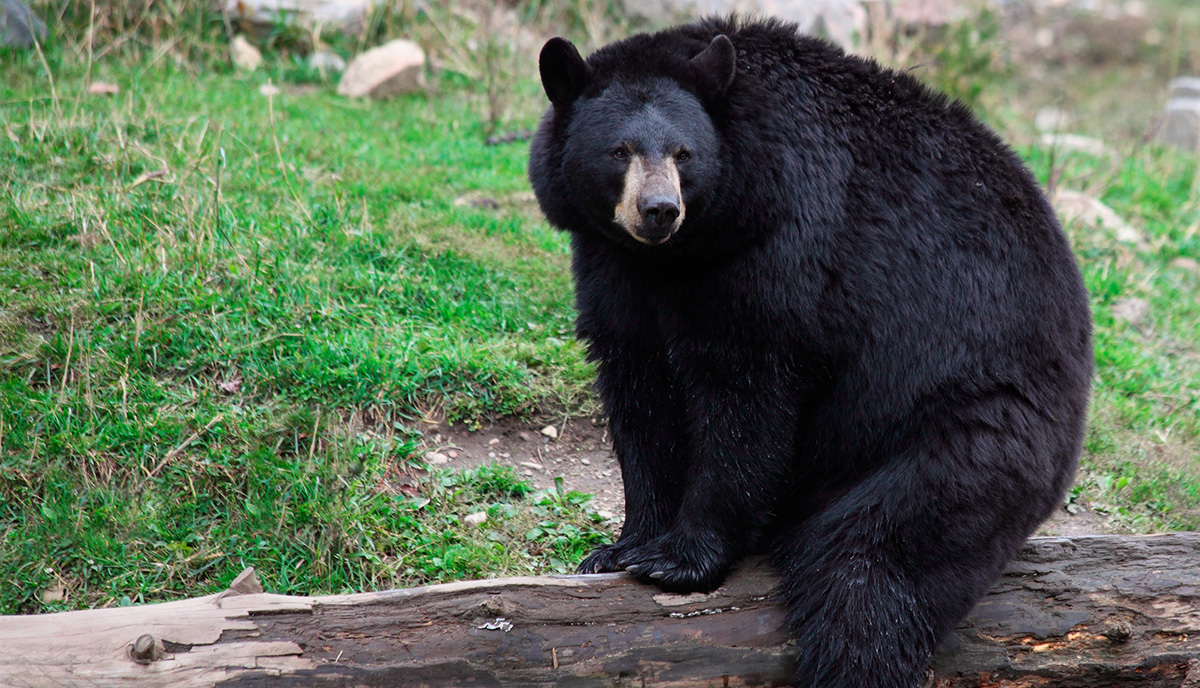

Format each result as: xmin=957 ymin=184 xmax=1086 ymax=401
xmin=421 ymin=416 xmax=1118 ymax=537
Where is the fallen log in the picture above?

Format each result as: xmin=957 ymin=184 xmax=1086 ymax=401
xmin=2 ymin=534 xmax=1200 ymax=687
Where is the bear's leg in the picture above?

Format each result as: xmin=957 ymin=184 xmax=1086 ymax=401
xmin=578 ymin=348 xmax=691 ymax=574
xmin=774 ymin=403 xmax=1076 ymax=688
xmin=614 ymin=354 xmax=801 ymax=591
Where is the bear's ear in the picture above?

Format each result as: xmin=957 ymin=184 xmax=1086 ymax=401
xmin=540 ymin=37 xmax=592 ymax=108
xmin=689 ymin=34 xmax=737 ymax=98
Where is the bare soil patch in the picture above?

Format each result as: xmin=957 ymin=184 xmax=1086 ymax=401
xmin=422 ymin=416 xmax=1111 ymax=537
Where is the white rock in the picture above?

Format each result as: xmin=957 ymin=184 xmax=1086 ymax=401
xmin=308 ymin=49 xmax=346 ymax=73
xmin=1112 ymin=298 xmax=1150 ymax=326
xmin=1053 ymin=189 xmax=1143 ymax=245
xmin=337 ymin=39 xmax=425 ymax=99
xmin=223 ymin=0 xmax=377 ymax=33
xmin=632 ymin=0 xmax=866 ymax=47
xmin=1158 ymin=98 xmax=1200 ymax=153
xmin=1039 ymin=133 xmax=1112 ymax=157
xmin=231 ymin=35 xmax=262 ymax=71
xmin=425 ymin=451 xmax=450 ymax=465
xmin=1169 ymin=77 xmax=1200 ymax=100
xmin=540 ymin=425 xmax=558 ymax=440
xmin=464 ymin=511 xmax=488 ymax=527
xmin=1034 ymin=106 xmax=1071 ymax=133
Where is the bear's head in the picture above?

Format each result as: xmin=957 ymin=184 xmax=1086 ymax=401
xmin=530 ymin=35 xmax=736 ymax=248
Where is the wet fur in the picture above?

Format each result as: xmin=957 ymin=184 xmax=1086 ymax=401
xmin=529 ymin=16 xmax=1092 ymax=688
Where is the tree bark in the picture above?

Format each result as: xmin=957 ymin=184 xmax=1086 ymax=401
xmin=2 ymin=534 xmax=1200 ymax=687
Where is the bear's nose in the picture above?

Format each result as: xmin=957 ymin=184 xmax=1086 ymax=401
xmin=639 ymin=195 xmax=680 ymax=230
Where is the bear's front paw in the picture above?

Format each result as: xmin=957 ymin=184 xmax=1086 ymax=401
xmin=578 ymin=543 xmax=628 ymax=574
xmin=616 ymin=532 xmax=731 ymax=593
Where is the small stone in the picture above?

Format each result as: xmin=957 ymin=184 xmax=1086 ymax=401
xmin=258 ymin=83 xmax=281 ymax=97
xmin=231 ymin=35 xmax=262 ymax=71
xmin=337 ymin=38 xmax=425 ymax=99
xmin=1040 ymin=133 xmax=1112 ymax=157
xmin=488 ymin=438 xmax=501 ymax=445
xmin=519 ymin=461 xmax=544 ymax=471
xmin=1034 ymin=106 xmax=1070 ymax=133
xmin=540 ymin=425 xmax=558 ymax=440
xmin=1158 ymin=98 xmax=1200 ymax=152
xmin=464 ymin=511 xmax=487 ymax=527
xmin=308 ymin=49 xmax=346 ymax=74
xmin=425 ymin=451 xmax=450 ymax=465
xmin=487 ymin=451 xmax=496 ymax=458
xmin=87 ymin=81 xmax=119 ymax=96
xmin=1053 ymin=190 xmax=1143 ymax=245
xmin=518 ymin=431 xmax=532 ymax=442
xmin=596 ymin=510 xmax=616 ymax=521
xmin=39 ymin=582 xmax=65 ymax=603
xmin=1112 ymin=297 xmax=1150 ymax=326
xmin=446 ymin=450 xmax=458 ymax=459
xmin=580 ymin=458 xmax=590 ymax=465
xmin=1171 ymin=257 xmax=1199 ymax=271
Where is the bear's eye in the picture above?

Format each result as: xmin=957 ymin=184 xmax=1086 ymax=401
xmin=611 ymin=148 xmax=627 ymax=161
xmin=675 ymin=149 xmax=691 ymax=162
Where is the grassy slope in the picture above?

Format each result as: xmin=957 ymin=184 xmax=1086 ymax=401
xmin=0 ymin=53 xmax=604 ymax=613
xmin=1 ymin=12 xmax=1199 ymax=613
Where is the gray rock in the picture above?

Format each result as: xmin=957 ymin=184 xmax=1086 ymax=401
xmin=1158 ymin=98 xmax=1200 ymax=153
xmin=1169 ymin=77 xmax=1200 ymax=99
xmin=0 ymin=0 xmax=46 ymax=49
xmin=1053 ymin=189 xmax=1143 ymax=245
xmin=308 ymin=49 xmax=346 ymax=74
xmin=337 ymin=39 xmax=425 ymax=99
xmin=223 ymin=0 xmax=377 ymax=34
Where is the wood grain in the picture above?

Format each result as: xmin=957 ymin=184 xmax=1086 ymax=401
xmin=2 ymin=534 xmax=1199 ymax=687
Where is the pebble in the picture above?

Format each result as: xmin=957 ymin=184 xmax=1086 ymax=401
xmin=447 ymin=450 xmax=458 ymax=459
xmin=425 ymin=451 xmax=449 ymax=465
xmin=464 ymin=511 xmax=487 ymax=527
xmin=541 ymin=425 xmax=559 ymax=440
xmin=231 ymin=35 xmax=262 ymax=71
xmin=580 ymin=458 xmax=590 ymax=465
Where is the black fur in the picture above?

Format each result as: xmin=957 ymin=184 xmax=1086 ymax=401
xmin=528 ymin=17 xmax=1092 ymax=688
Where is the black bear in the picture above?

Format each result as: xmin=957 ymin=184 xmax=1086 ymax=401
xmin=528 ymin=16 xmax=1092 ymax=688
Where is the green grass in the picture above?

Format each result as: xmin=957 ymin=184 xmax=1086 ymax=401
xmin=1022 ymin=144 xmax=1200 ymax=530
xmin=2 ymin=3 xmax=1199 ymax=615
xmin=0 ymin=46 xmax=605 ymax=614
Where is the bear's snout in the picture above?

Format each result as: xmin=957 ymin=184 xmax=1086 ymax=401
xmin=613 ymin=154 xmax=686 ymax=245
xmin=639 ymin=194 xmax=681 ymax=236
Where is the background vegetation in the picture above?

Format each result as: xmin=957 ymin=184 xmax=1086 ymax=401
xmin=1 ymin=0 xmax=1198 ymax=614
